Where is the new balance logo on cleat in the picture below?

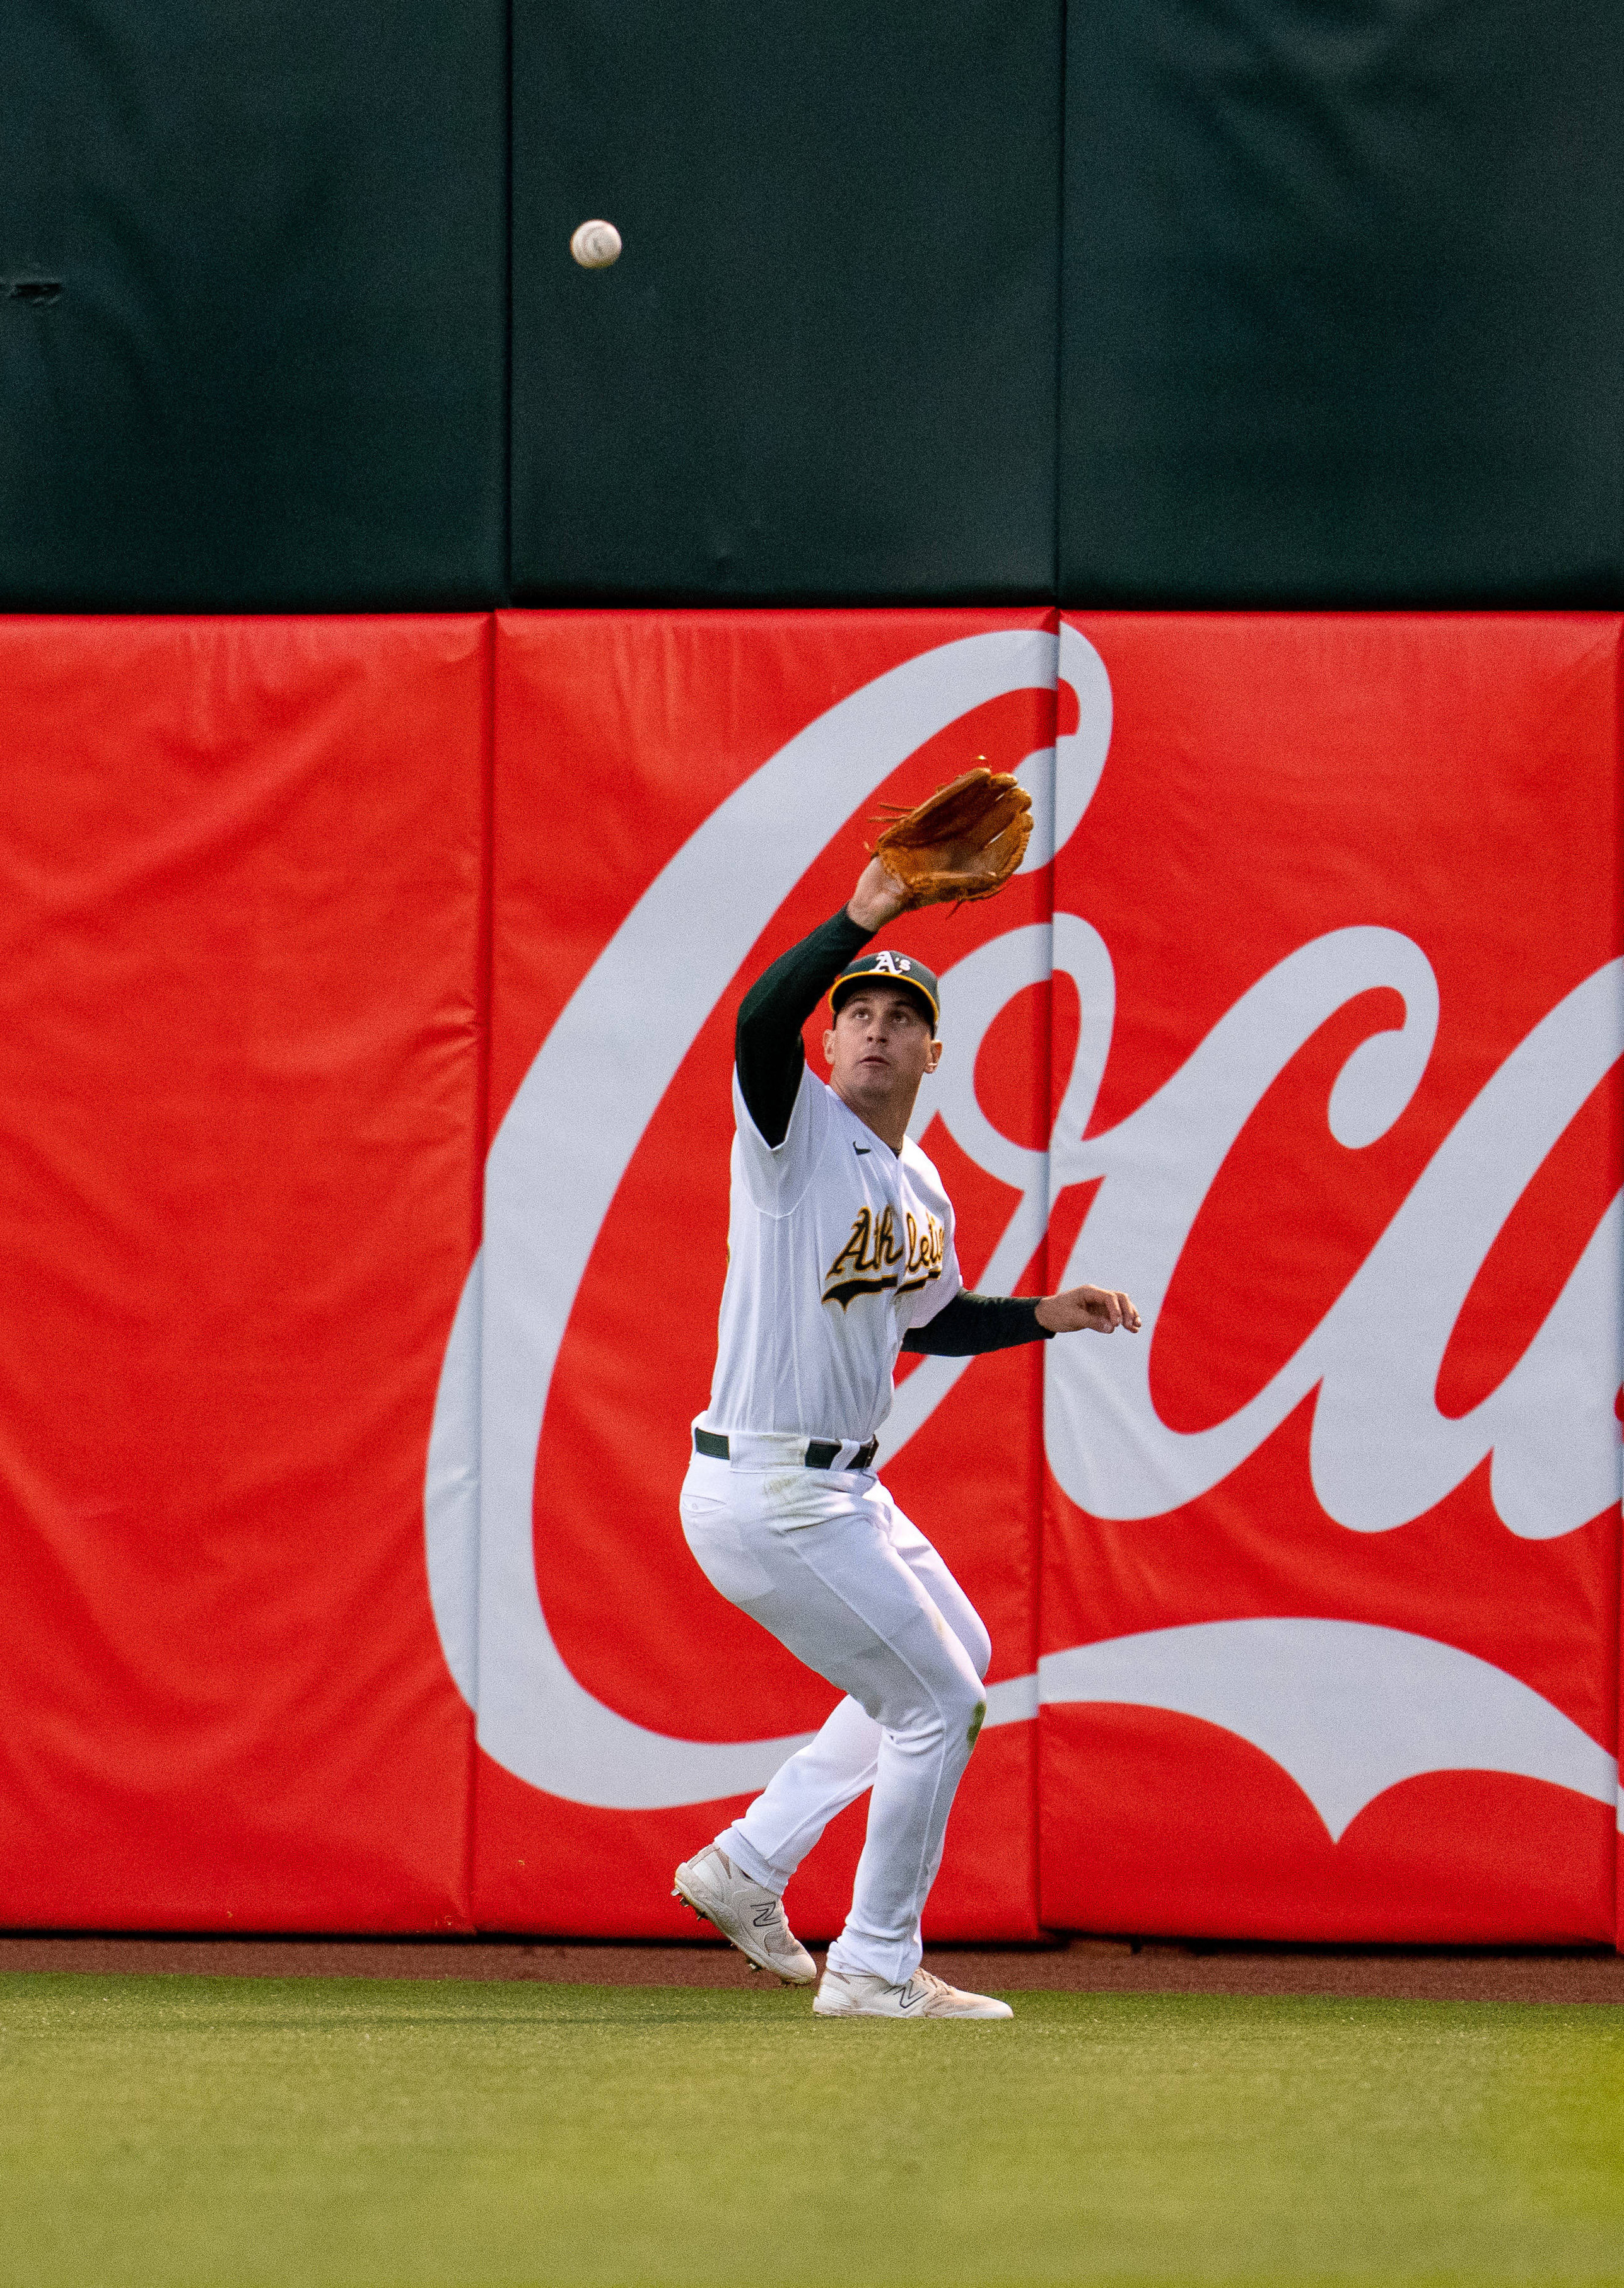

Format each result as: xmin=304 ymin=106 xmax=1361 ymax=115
xmin=813 ymin=1966 xmax=1013 ymax=2020
xmin=670 ymin=1845 xmax=818 ymax=1985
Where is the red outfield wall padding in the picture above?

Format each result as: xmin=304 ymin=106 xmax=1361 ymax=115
xmin=0 ymin=610 xmax=1616 ymax=1941
xmin=1040 ymin=614 xmax=1623 ymax=1942
xmin=0 ymin=616 xmax=488 ymax=1930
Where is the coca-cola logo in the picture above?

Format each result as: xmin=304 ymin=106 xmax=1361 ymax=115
xmin=425 ymin=626 xmax=1622 ymax=1830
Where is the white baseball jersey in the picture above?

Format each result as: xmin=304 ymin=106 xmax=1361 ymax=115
xmin=699 ymin=1061 xmax=962 ymax=1445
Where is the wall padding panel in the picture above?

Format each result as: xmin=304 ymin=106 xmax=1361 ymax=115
xmin=511 ymin=3 xmax=1062 ymax=602
xmin=0 ymin=616 xmax=488 ymax=1929
xmin=1041 ymin=612 xmax=1621 ymax=1941
xmin=0 ymin=0 xmax=506 ymax=609
xmin=1060 ymin=0 xmax=1624 ymax=605
xmin=467 ymin=610 xmax=1058 ymax=1935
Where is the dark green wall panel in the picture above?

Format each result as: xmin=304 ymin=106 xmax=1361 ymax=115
xmin=1060 ymin=0 xmax=1624 ymax=605
xmin=7 ymin=0 xmax=1616 ymax=611
xmin=0 ymin=0 xmax=505 ymax=609
xmin=511 ymin=1 xmax=1061 ymax=602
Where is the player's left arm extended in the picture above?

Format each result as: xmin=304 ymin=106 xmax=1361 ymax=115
xmin=901 ymin=1283 xmax=1139 ymax=1355
xmin=735 ymin=908 xmax=875 ymax=1149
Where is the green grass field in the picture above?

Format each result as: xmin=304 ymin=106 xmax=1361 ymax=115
xmin=2 ymin=1975 xmax=1622 ymax=2287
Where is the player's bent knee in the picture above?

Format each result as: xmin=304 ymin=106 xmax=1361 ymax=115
xmin=941 ymin=1669 xmax=986 ymax=1744
xmin=892 ymin=1667 xmax=981 ymax=1752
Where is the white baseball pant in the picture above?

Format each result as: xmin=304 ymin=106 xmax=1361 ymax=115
xmin=679 ymin=1445 xmax=991 ymax=1987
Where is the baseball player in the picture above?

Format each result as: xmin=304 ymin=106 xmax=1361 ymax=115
xmin=674 ymin=808 xmax=1140 ymax=2019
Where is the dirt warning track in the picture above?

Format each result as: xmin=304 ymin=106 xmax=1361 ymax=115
xmin=3 ymin=1932 xmax=1622 ymax=2005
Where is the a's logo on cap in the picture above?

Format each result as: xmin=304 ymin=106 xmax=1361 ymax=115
xmin=830 ymin=948 xmax=940 ymax=1029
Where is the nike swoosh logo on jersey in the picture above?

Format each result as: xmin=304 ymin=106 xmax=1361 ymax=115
xmin=853 ymin=1145 xmax=872 ymax=1154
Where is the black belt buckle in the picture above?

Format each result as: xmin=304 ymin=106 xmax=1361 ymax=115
xmin=805 ymin=1436 xmax=878 ymax=1471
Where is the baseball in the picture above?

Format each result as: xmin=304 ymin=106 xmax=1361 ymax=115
xmin=570 ymin=219 xmax=622 ymax=269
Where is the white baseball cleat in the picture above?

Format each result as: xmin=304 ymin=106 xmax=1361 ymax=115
xmin=672 ymin=1845 xmax=817 ymax=1985
xmin=812 ymin=1966 xmax=1014 ymax=2019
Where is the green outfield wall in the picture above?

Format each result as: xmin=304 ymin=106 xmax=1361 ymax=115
xmin=1 ymin=0 xmax=1616 ymax=609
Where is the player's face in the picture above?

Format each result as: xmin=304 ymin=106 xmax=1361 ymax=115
xmin=822 ymin=985 xmax=942 ymax=1117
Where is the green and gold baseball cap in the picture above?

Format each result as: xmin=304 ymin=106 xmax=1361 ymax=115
xmin=829 ymin=950 xmax=941 ymax=1031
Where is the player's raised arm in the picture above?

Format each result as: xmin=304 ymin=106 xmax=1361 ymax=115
xmin=732 ymin=846 xmax=918 ymax=1150
xmin=733 ymin=904 xmax=875 ymax=1148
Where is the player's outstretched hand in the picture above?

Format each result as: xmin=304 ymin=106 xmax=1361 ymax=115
xmin=1035 ymin=1284 xmax=1142 ymax=1336
xmin=847 ymin=853 xmax=914 ymax=931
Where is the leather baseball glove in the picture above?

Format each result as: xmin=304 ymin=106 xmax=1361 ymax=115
xmin=872 ymin=766 xmax=1033 ymax=908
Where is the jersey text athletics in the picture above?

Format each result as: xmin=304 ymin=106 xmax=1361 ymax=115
xmin=823 ymin=1206 xmax=943 ymax=1310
